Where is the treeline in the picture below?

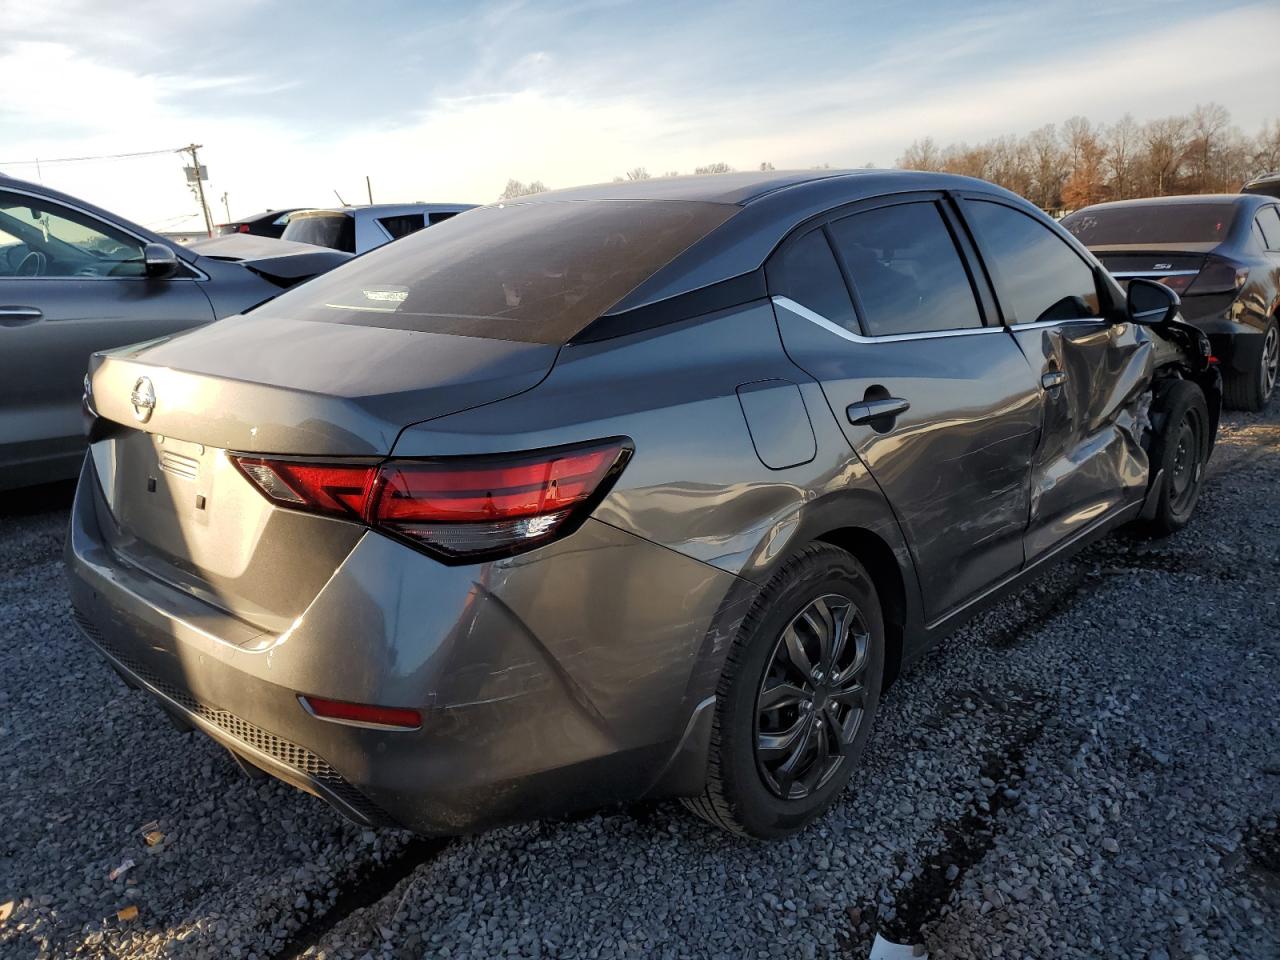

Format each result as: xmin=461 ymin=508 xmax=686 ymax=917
xmin=897 ymin=104 xmax=1280 ymax=212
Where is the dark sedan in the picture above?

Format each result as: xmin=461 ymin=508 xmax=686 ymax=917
xmin=0 ymin=177 xmax=351 ymax=491
xmin=1063 ymin=194 xmax=1280 ymax=410
xmin=216 ymin=208 xmax=303 ymax=238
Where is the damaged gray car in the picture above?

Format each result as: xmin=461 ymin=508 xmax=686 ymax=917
xmin=68 ymin=170 xmax=1220 ymax=840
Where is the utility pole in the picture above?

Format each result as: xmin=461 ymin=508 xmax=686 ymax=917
xmin=220 ymin=191 xmax=231 ymax=222
xmin=179 ymin=143 xmax=213 ymax=237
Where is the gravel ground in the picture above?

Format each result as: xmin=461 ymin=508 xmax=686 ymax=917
xmin=1 ymin=404 xmax=1277 ymax=960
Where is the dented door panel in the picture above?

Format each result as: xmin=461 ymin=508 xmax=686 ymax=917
xmin=1008 ymin=319 xmax=1153 ymax=561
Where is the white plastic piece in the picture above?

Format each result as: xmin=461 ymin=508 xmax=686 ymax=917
xmin=868 ymin=934 xmax=928 ymax=960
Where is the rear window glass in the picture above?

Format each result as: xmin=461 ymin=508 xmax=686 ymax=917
xmin=377 ymin=213 xmax=426 ymax=240
xmin=1061 ymin=204 xmax=1238 ymax=245
xmin=282 ymin=213 xmax=356 ymax=253
xmin=257 ymin=200 xmax=736 ymax=344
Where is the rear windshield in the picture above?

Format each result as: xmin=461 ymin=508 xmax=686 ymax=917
xmin=255 ymin=199 xmax=736 ymax=344
xmin=1061 ymin=204 xmax=1238 ymax=245
xmin=282 ymin=213 xmax=356 ymax=253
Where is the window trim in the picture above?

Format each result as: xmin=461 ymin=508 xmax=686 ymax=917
xmin=0 ymin=186 xmax=205 ymax=282
xmin=955 ymin=192 xmax=1107 ymax=327
xmin=764 ymin=190 xmax=997 ymax=341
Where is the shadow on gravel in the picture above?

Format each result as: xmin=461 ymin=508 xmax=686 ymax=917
xmin=0 ymin=479 xmax=76 ymax=518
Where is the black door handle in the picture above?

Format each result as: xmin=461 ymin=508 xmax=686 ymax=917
xmin=847 ymin=397 xmax=910 ymax=426
xmin=0 ymin=305 xmax=43 ymax=327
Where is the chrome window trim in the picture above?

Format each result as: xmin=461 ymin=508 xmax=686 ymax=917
xmin=772 ymin=295 xmax=1002 ymax=343
xmin=1109 ymin=269 xmax=1198 ymax=278
xmin=1006 ymin=317 xmax=1108 ymax=331
xmin=0 ymin=185 xmax=209 ymax=282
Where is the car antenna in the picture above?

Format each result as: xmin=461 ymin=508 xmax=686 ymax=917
xmin=333 ymin=189 xmax=348 ymax=207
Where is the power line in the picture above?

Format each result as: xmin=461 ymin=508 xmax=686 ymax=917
xmin=0 ymin=147 xmax=181 ymax=167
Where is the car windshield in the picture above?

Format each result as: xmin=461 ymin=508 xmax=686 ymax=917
xmin=282 ymin=213 xmax=356 ymax=252
xmin=255 ymin=199 xmax=736 ymax=344
xmin=1061 ymin=203 xmax=1239 ymax=245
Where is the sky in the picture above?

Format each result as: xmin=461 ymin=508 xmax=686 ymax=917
xmin=1 ymin=0 xmax=1277 ymax=232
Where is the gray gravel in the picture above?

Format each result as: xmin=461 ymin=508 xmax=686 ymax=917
xmin=1 ymin=404 xmax=1277 ymax=960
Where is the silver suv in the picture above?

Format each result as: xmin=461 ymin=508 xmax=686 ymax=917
xmin=281 ymin=202 xmax=476 ymax=254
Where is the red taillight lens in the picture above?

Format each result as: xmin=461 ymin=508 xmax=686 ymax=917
xmin=232 ymin=439 xmax=632 ymax=562
xmin=300 ymin=695 xmax=421 ymax=730
xmin=1158 ymin=274 xmax=1195 ymax=294
xmin=1185 ymin=257 xmax=1248 ymax=296
xmin=238 ymin=224 xmax=251 ymax=233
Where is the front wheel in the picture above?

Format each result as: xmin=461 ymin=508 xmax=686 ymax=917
xmin=683 ymin=544 xmax=885 ymax=839
xmin=1139 ymin=379 xmax=1211 ymax=536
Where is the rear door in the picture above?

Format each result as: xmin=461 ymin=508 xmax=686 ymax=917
xmin=0 ymin=187 xmax=214 ymax=481
xmin=959 ymin=195 xmax=1150 ymax=562
xmin=770 ymin=194 xmax=1041 ymax=623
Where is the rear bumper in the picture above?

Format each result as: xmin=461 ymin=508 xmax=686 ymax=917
xmin=66 ymin=456 xmax=745 ymax=834
xmin=1180 ymin=304 xmax=1267 ymax=375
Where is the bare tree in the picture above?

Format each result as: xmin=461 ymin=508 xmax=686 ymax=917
xmin=1104 ymin=114 xmax=1140 ymax=200
xmin=897 ymin=137 xmax=942 ymax=171
xmin=1141 ymin=116 xmax=1190 ymax=196
xmin=625 ymin=167 xmax=651 ymax=181
xmin=759 ymin=161 xmax=776 ymax=171
xmin=499 ymin=179 xmax=548 ymax=200
xmin=694 ymin=162 xmax=733 ymax=175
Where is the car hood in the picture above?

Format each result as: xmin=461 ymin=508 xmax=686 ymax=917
xmin=87 ymin=314 xmax=559 ymax=455
xmin=187 ymin=234 xmax=353 ymax=284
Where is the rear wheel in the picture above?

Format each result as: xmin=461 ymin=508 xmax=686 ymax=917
xmin=1140 ymin=380 xmax=1210 ymax=536
xmin=1223 ymin=319 xmax=1278 ymax=412
xmin=683 ymin=544 xmax=884 ymax=839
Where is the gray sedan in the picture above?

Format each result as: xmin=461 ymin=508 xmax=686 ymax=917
xmin=0 ymin=176 xmax=350 ymax=490
xmin=68 ymin=170 xmax=1220 ymax=839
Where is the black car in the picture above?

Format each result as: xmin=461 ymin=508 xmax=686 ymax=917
xmin=0 ymin=176 xmax=350 ymax=490
xmin=216 ymin=208 xmax=302 ymax=238
xmin=1063 ymin=194 xmax=1280 ymax=410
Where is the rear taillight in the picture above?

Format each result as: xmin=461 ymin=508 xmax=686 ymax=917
xmin=1185 ymin=257 xmax=1248 ymax=296
xmin=1158 ymin=274 xmax=1195 ymax=295
xmin=232 ymin=438 xmax=632 ymax=562
xmin=238 ymin=224 xmax=251 ymax=233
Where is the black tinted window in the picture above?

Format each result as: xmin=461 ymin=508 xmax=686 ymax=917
xmin=1256 ymin=206 xmax=1280 ymax=251
xmin=829 ymin=202 xmax=982 ymax=336
xmin=1061 ymin=203 xmax=1238 ymax=245
xmin=428 ymin=211 xmax=458 ymax=225
xmin=282 ymin=213 xmax=356 ymax=253
xmin=378 ymin=214 xmax=426 ymax=240
xmin=766 ymin=228 xmax=858 ymax=332
xmin=968 ymin=201 xmax=1101 ymax=324
xmin=256 ymin=199 xmax=735 ymax=344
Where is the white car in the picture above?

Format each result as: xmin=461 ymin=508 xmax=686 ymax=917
xmin=281 ymin=202 xmax=476 ymax=254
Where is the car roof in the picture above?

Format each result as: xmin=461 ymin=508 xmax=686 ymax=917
xmin=507 ymin=168 xmax=1005 ymax=207
xmin=291 ymin=202 xmax=477 ymax=218
xmin=229 ymin=208 xmax=302 ymax=222
xmin=1071 ymin=194 xmax=1263 ymax=212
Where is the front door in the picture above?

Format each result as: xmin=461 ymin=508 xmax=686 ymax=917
xmin=0 ymin=188 xmax=214 ymax=483
xmin=959 ymin=196 xmax=1151 ymax=562
xmin=769 ymin=196 xmax=1041 ymax=623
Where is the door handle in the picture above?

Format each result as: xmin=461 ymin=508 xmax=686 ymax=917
xmin=847 ymin=397 xmax=911 ymax=426
xmin=0 ymin=305 xmax=43 ymax=327
xmin=1041 ymin=370 xmax=1067 ymax=390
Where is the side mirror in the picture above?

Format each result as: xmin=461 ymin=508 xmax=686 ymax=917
xmin=1126 ymin=277 xmax=1179 ymax=326
xmin=143 ymin=242 xmax=179 ymax=279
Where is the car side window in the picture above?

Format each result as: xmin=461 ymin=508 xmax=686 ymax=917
xmin=1256 ymin=206 xmax=1280 ymax=251
xmin=378 ymin=214 xmax=427 ymax=240
xmin=965 ymin=199 xmax=1102 ymax=324
xmin=766 ymin=227 xmax=859 ymax=332
xmin=428 ymin=211 xmax=458 ymax=226
xmin=0 ymin=190 xmax=146 ymax=279
xmin=828 ymin=201 xmax=983 ymax=336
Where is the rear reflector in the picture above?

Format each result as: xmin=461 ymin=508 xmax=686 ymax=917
xmin=232 ymin=438 xmax=632 ymax=562
xmin=300 ymin=695 xmax=421 ymax=730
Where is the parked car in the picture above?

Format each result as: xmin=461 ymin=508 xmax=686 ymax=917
xmin=1242 ymin=172 xmax=1280 ymax=199
xmin=216 ymin=208 xmax=303 ymax=238
xmin=281 ymin=202 xmax=476 ymax=254
xmin=0 ymin=175 xmax=352 ymax=491
xmin=1062 ymin=194 xmax=1280 ymax=410
xmin=69 ymin=170 xmax=1219 ymax=840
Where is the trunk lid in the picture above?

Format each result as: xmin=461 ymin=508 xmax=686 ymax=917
xmin=85 ymin=315 xmax=558 ymax=630
xmin=1089 ymin=243 xmax=1215 ymax=281
xmin=88 ymin=312 xmax=559 ymax=456
xmin=187 ymin=234 xmax=353 ymax=286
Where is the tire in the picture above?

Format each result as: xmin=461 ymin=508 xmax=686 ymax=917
xmin=1140 ymin=379 xmax=1211 ymax=536
xmin=683 ymin=543 xmax=885 ymax=839
xmin=1223 ymin=319 xmax=1278 ymax=412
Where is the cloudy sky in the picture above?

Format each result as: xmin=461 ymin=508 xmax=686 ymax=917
xmin=2 ymin=0 xmax=1276 ymax=231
